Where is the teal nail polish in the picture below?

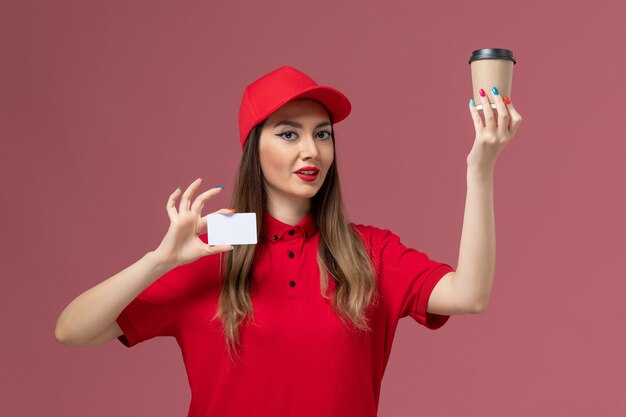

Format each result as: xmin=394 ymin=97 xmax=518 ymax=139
xmin=215 ymin=185 xmax=224 ymax=189
xmin=470 ymin=98 xmax=475 ymax=107
xmin=492 ymin=86 xmax=499 ymax=95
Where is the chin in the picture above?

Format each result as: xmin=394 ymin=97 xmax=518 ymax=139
xmin=293 ymin=188 xmax=319 ymax=199
xmin=292 ymin=176 xmax=324 ymax=191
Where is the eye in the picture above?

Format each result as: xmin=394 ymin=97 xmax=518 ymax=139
xmin=316 ymin=131 xmax=332 ymax=140
xmin=276 ymin=131 xmax=297 ymax=141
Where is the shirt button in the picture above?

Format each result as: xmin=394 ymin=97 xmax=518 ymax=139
xmin=289 ymin=280 xmax=296 ymax=287
xmin=273 ymin=234 xmax=278 ymax=241
xmin=288 ymin=251 xmax=295 ymax=258
xmin=288 ymin=230 xmax=295 ymax=236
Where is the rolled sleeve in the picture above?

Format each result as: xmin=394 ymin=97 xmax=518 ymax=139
xmin=115 ymin=267 xmax=184 ymax=348
xmin=370 ymin=226 xmax=456 ymax=330
xmin=410 ymin=263 xmax=455 ymax=329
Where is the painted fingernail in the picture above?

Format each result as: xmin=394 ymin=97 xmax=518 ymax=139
xmin=479 ymin=88 xmax=486 ymax=97
xmin=227 ymin=208 xmax=236 ymax=211
xmin=470 ymin=98 xmax=475 ymax=107
xmin=492 ymin=86 xmax=499 ymax=95
xmin=215 ymin=185 xmax=224 ymax=189
xmin=503 ymin=96 xmax=511 ymax=104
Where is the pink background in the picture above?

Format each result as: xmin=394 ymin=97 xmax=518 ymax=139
xmin=2 ymin=0 xmax=624 ymax=416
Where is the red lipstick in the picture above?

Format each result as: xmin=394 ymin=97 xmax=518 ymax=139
xmin=294 ymin=166 xmax=320 ymax=182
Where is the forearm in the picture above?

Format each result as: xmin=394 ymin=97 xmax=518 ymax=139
xmin=453 ymin=163 xmax=496 ymax=311
xmin=55 ymin=251 xmax=174 ymax=345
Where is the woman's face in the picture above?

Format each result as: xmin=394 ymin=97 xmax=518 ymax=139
xmin=259 ymin=98 xmax=334 ymax=206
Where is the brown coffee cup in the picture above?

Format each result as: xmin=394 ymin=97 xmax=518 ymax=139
xmin=468 ymin=48 xmax=516 ymax=117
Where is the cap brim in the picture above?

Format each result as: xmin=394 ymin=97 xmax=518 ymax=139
xmin=289 ymin=86 xmax=352 ymax=123
xmin=259 ymin=85 xmax=352 ymax=127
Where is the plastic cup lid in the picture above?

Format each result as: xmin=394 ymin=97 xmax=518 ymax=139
xmin=468 ymin=48 xmax=516 ymax=65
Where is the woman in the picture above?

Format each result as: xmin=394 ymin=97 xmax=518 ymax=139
xmin=55 ymin=65 xmax=522 ymax=417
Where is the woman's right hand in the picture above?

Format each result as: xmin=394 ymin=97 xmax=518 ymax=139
xmin=153 ymin=178 xmax=235 ymax=269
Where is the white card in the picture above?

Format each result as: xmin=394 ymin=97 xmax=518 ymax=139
xmin=206 ymin=212 xmax=257 ymax=245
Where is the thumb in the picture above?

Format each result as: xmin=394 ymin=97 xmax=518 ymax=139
xmin=469 ymin=98 xmax=485 ymax=133
xmin=207 ymin=244 xmax=234 ymax=254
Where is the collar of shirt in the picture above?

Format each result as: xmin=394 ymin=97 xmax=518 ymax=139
xmin=263 ymin=211 xmax=318 ymax=243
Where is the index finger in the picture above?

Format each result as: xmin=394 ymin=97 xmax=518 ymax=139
xmin=191 ymin=186 xmax=224 ymax=213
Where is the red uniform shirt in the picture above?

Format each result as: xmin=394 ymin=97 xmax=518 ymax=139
xmin=116 ymin=212 xmax=455 ymax=417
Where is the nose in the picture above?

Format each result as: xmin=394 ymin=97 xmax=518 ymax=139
xmin=298 ymin=133 xmax=321 ymax=161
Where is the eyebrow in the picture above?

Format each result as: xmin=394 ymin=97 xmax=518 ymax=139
xmin=273 ymin=120 xmax=332 ymax=129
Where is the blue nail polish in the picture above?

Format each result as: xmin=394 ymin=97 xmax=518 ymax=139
xmin=215 ymin=185 xmax=224 ymax=189
xmin=492 ymin=86 xmax=499 ymax=95
xmin=470 ymin=98 xmax=475 ymax=107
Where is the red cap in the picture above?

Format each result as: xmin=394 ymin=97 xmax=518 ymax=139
xmin=238 ymin=66 xmax=352 ymax=150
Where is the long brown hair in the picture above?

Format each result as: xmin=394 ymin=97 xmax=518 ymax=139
xmin=213 ymin=111 xmax=378 ymax=362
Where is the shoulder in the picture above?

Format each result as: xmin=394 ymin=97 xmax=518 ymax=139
xmin=350 ymin=222 xmax=397 ymax=244
xmin=349 ymin=222 xmax=401 ymax=260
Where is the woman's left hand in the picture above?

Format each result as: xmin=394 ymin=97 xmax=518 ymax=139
xmin=467 ymin=87 xmax=523 ymax=169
